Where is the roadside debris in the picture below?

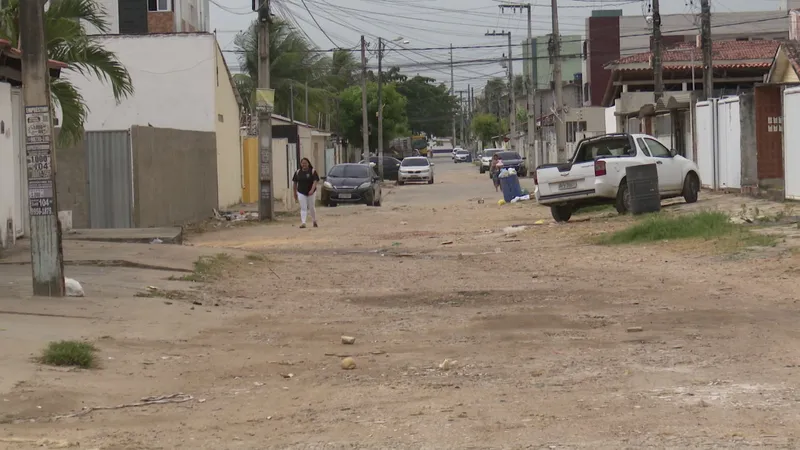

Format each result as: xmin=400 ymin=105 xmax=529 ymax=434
xmin=626 ymin=327 xmax=644 ymax=333
xmin=213 ymin=208 xmax=259 ymax=222
xmin=65 ymin=278 xmax=84 ymax=297
xmin=438 ymin=359 xmax=457 ymax=371
xmin=341 ymin=357 xmax=357 ymax=370
xmin=150 ymin=238 xmax=163 ymax=244
xmin=52 ymin=393 xmax=194 ymax=420
xmin=341 ymin=336 xmax=356 ymax=345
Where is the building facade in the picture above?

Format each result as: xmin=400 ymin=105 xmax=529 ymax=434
xmin=522 ymin=34 xmax=583 ymax=91
xmin=87 ymin=0 xmax=210 ymax=34
xmin=64 ymin=33 xmax=243 ymax=208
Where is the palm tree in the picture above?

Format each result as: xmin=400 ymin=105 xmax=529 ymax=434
xmin=233 ymin=19 xmax=355 ymax=126
xmin=0 ymin=0 xmax=133 ymax=146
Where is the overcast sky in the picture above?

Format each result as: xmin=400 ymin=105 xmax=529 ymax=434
xmin=210 ymin=0 xmax=789 ymax=93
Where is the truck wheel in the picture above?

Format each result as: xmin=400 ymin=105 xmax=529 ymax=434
xmin=615 ymin=180 xmax=630 ymax=214
xmin=550 ymin=205 xmax=573 ymax=223
xmin=682 ymin=172 xmax=700 ymax=204
xmin=479 ymin=166 xmax=486 ymax=174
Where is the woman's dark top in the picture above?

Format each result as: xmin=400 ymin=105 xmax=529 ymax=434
xmin=292 ymin=168 xmax=319 ymax=196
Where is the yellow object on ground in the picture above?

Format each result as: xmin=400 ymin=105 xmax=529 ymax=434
xmin=534 ymin=219 xmax=545 ymax=225
xmin=498 ymin=199 xmax=506 ymax=206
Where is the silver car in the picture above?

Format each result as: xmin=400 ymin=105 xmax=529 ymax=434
xmin=397 ymin=157 xmax=434 ymax=185
xmin=478 ymin=149 xmax=503 ymax=174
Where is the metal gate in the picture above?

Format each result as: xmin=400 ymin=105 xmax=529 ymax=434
xmin=784 ymin=87 xmax=800 ymax=200
xmin=86 ymin=130 xmax=133 ymax=228
xmin=717 ymin=97 xmax=741 ymax=189
xmin=695 ymin=100 xmax=716 ymax=189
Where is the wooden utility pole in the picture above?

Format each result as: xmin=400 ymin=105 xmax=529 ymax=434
xmin=20 ymin=0 xmax=65 ymax=296
xmin=450 ymin=44 xmax=456 ymax=146
xmin=550 ymin=0 xmax=566 ymax=161
xmin=360 ymin=35 xmax=369 ymax=160
xmin=485 ymin=30 xmax=516 ymax=144
xmin=651 ymin=0 xmax=664 ymax=102
xmin=255 ymin=0 xmax=274 ymax=221
xmin=377 ymin=37 xmax=384 ymax=179
xmin=500 ymin=3 xmax=536 ymax=165
xmin=700 ymin=0 xmax=713 ymax=100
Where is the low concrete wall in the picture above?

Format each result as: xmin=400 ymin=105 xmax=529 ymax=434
xmin=54 ymin=131 xmax=90 ymax=229
xmin=131 ymin=126 xmax=218 ymax=227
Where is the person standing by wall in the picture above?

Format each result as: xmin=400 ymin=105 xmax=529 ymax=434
xmin=292 ymin=158 xmax=319 ymax=228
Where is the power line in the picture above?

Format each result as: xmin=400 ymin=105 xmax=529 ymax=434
xmin=299 ymin=0 xmax=339 ymax=47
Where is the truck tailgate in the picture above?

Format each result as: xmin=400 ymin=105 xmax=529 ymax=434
xmin=536 ymin=161 xmax=597 ymax=199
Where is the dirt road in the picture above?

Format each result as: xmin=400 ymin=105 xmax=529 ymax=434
xmin=3 ymin=158 xmax=800 ymax=449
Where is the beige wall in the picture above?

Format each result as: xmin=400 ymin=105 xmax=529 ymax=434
xmin=271 ymin=138 xmax=297 ymax=210
xmin=213 ymin=42 xmax=243 ymax=208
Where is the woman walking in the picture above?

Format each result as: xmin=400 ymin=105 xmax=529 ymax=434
xmin=292 ymin=158 xmax=320 ymax=228
xmin=490 ymin=153 xmax=503 ymax=192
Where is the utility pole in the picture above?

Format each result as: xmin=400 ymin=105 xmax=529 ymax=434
xmin=467 ymin=84 xmax=472 ymax=144
xmin=500 ymin=3 xmax=536 ymax=166
xmin=651 ymin=0 xmax=664 ymax=102
xmin=20 ymin=0 xmax=65 ymax=296
xmin=700 ymin=0 xmax=713 ymax=100
xmin=450 ymin=44 xmax=456 ymax=146
xmin=289 ymin=82 xmax=295 ymax=123
xmin=377 ymin=37 xmax=384 ymax=179
xmin=304 ymin=78 xmax=309 ymax=124
xmin=550 ymin=0 xmax=566 ymax=161
xmin=360 ymin=35 xmax=370 ymax=160
xmin=457 ymin=90 xmax=467 ymax=145
xmin=255 ymin=0 xmax=273 ymax=221
xmin=485 ymin=30 xmax=516 ymax=145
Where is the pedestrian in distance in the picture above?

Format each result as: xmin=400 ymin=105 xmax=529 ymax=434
xmin=293 ymin=157 xmax=319 ymax=228
xmin=490 ymin=153 xmax=503 ymax=192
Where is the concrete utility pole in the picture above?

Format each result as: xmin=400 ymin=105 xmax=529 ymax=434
xmin=500 ymin=3 xmax=536 ymax=166
xmin=457 ymin=90 xmax=467 ymax=145
xmin=360 ymin=35 xmax=369 ymax=160
xmin=485 ymin=30 xmax=516 ymax=145
xmin=550 ymin=0 xmax=566 ymax=161
xmin=467 ymin=84 xmax=472 ymax=144
xmin=651 ymin=0 xmax=664 ymax=102
xmin=255 ymin=0 xmax=274 ymax=221
xmin=20 ymin=0 xmax=65 ymax=296
xmin=450 ymin=44 xmax=456 ymax=146
xmin=700 ymin=0 xmax=713 ymax=100
xmin=377 ymin=37 xmax=384 ymax=179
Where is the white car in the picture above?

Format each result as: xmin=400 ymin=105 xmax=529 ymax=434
xmin=451 ymin=147 xmax=463 ymax=159
xmin=478 ymin=148 xmax=503 ymax=174
xmin=398 ymin=156 xmax=434 ymax=185
xmin=453 ymin=149 xmax=470 ymax=163
xmin=534 ymin=133 xmax=700 ymax=222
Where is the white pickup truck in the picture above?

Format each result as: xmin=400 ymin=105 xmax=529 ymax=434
xmin=534 ymin=133 xmax=701 ymax=222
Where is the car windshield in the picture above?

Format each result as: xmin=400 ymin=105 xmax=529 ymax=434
xmin=482 ymin=150 xmax=501 ymax=158
xmin=456 ymin=150 xmax=468 ymax=155
xmin=498 ymin=152 xmax=521 ymax=160
xmin=328 ymin=165 xmax=371 ymax=178
xmin=573 ymin=137 xmax=633 ymax=163
xmin=401 ymin=158 xmax=429 ymax=167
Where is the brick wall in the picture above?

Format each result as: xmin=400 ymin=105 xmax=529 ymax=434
xmin=148 ymin=11 xmax=175 ymax=33
xmin=586 ymin=16 xmax=620 ymax=106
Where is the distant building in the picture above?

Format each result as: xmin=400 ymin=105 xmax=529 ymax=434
xmin=87 ymin=0 xmax=211 ymax=34
xmin=522 ymin=35 xmax=583 ymax=91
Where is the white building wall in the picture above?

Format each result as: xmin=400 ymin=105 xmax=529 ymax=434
xmin=65 ymin=34 xmax=216 ymax=132
xmin=0 ymin=83 xmax=15 ymax=249
xmin=82 ymin=0 xmax=120 ymax=34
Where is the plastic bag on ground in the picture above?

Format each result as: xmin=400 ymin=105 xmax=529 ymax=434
xmin=65 ymin=278 xmax=85 ymax=297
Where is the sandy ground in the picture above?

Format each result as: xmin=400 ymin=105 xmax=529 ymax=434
xmin=3 ymin=158 xmax=800 ymax=449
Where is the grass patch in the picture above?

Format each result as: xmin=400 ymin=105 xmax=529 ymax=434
xmin=173 ymin=253 xmax=232 ymax=282
xmin=40 ymin=341 xmax=97 ymax=368
xmin=596 ymin=211 xmax=777 ymax=249
xmin=245 ymin=253 xmax=268 ymax=261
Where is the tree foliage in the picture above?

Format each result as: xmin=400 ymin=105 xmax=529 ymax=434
xmin=472 ymin=113 xmax=503 ymax=143
xmin=339 ymin=82 xmax=408 ymax=151
xmin=0 ymin=0 xmax=134 ymax=146
xmin=395 ymin=74 xmax=457 ymax=137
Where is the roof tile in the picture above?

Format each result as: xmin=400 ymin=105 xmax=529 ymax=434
xmin=611 ymin=40 xmax=780 ymax=66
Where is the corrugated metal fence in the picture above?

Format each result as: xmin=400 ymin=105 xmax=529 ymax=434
xmin=784 ymin=87 xmax=800 ymax=200
xmin=85 ymin=130 xmax=133 ymax=228
xmin=695 ymin=97 xmax=742 ymax=190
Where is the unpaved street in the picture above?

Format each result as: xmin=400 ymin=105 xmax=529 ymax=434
xmin=4 ymin=159 xmax=800 ymax=449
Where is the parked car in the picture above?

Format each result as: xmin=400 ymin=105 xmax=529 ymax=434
xmin=492 ymin=151 xmax=527 ymax=176
xmin=397 ymin=156 xmax=435 ymax=185
xmin=359 ymin=156 xmax=402 ymax=180
xmin=321 ymin=163 xmax=382 ymax=207
xmin=534 ymin=133 xmax=700 ymax=222
xmin=478 ymin=148 xmax=503 ymax=174
xmin=453 ymin=149 xmax=471 ymax=163
xmin=451 ymin=147 xmax=463 ymax=160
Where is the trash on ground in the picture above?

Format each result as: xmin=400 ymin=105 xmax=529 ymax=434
xmin=510 ymin=194 xmax=531 ymax=203
xmin=65 ymin=278 xmax=84 ymax=297
xmin=503 ymin=226 xmax=527 ymax=235
xmin=497 ymin=199 xmax=506 ymax=206
xmin=341 ymin=357 xmax=357 ymax=370
xmin=341 ymin=336 xmax=356 ymax=345
xmin=150 ymin=238 xmax=163 ymax=244
xmin=438 ymin=359 xmax=457 ymax=370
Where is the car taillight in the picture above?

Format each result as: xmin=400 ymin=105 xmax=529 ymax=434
xmin=594 ymin=160 xmax=607 ymax=177
xmin=533 ymin=170 xmax=538 ymax=185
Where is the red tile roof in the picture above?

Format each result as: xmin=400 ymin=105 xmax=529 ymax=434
xmin=0 ymin=39 xmax=68 ymax=69
xmin=609 ymin=40 xmax=780 ymax=68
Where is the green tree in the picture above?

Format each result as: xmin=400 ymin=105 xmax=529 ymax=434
xmin=339 ymin=82 xmax=408 ymax=151
xmin=0 ymin=0 xmax=134 ymax=146
xmin=472 ymin=113 xmax=502 ymax=143
xmin=395 ymin=74 xmax=457 ymax=137
xmin=234 ymin=18 xmax=331 ymax=124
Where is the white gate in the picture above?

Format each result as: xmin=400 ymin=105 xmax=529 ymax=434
xmin=717 ymin=97 xmax=741 ymax=189
xmin=695 ymin=100 xmax=716 ymax=189
xmin=785 ymin=87 xmax=800 ymax=200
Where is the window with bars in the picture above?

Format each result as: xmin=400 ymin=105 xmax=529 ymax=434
xmin=566 ymin=121 xmax=587 ymax=143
